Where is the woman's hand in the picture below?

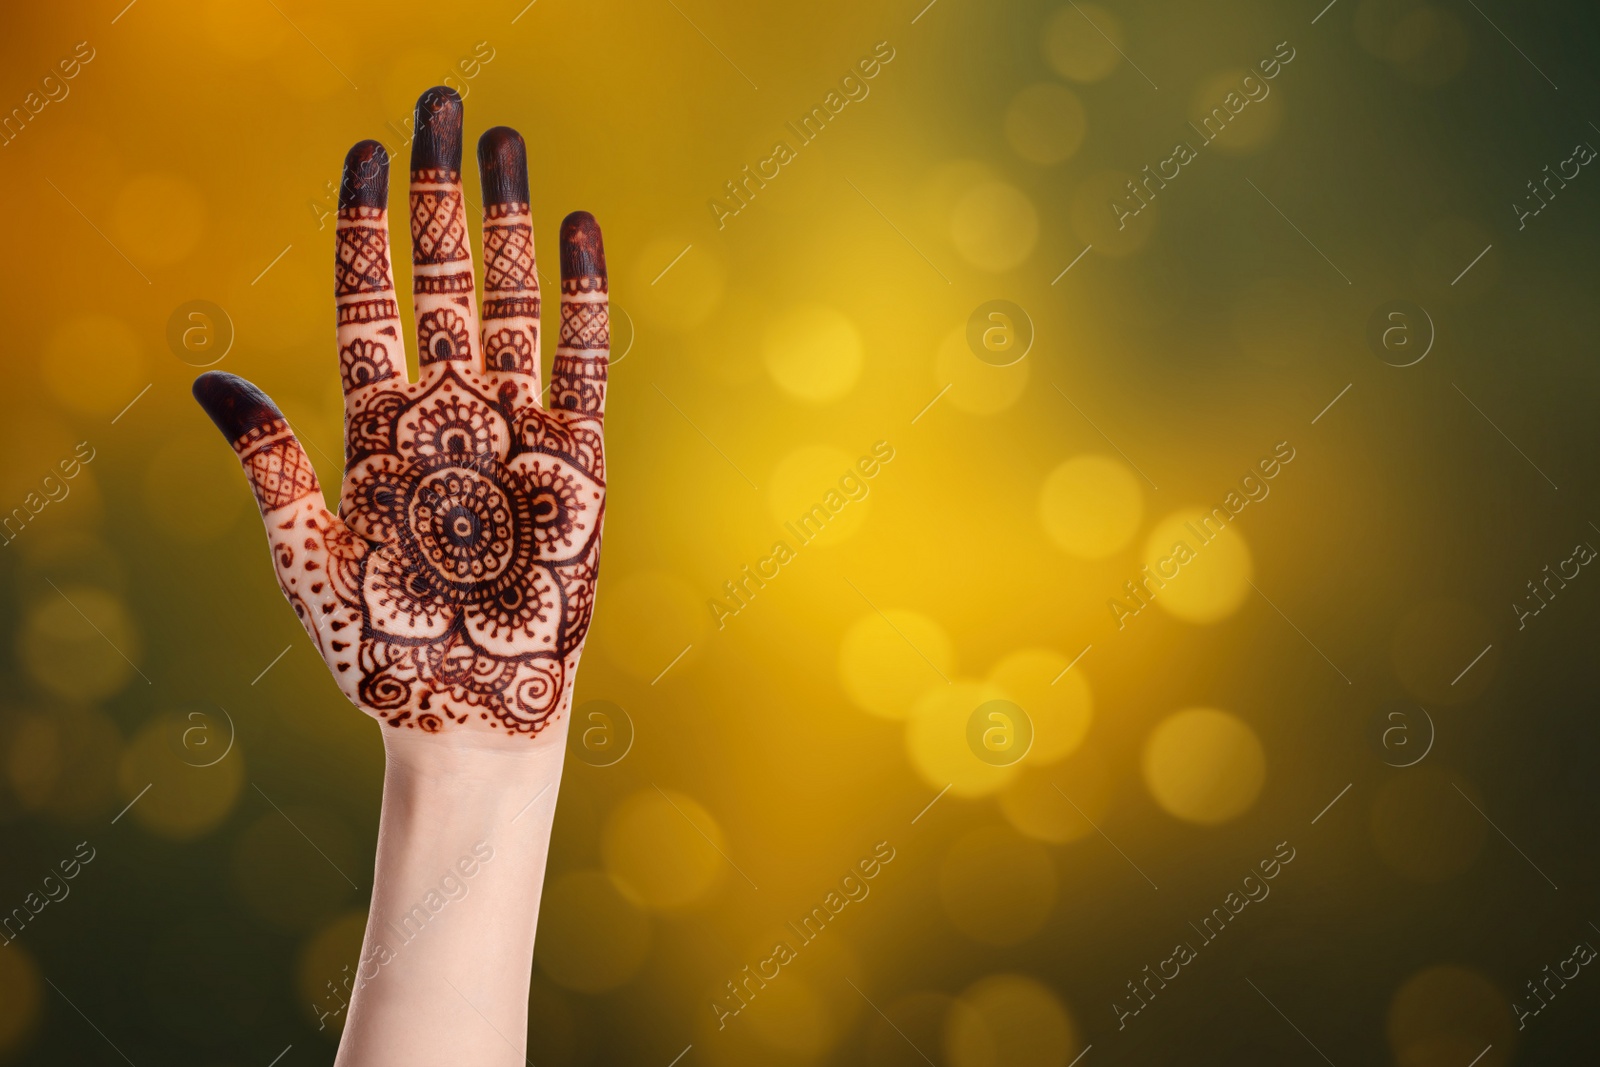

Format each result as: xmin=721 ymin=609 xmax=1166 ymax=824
xmin=195 ymin=85 xmax=608 ymax=746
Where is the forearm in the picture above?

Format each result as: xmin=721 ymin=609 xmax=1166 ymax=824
xmin=335 ymin=728 xmax=566 ymax=1067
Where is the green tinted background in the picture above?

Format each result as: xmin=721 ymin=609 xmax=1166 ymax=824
xmin=2 ymin=0 xmax=1599 ymax=1063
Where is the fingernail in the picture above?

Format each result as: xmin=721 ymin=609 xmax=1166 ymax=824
xmin=478 ymin=126 xmax=529 ymax=207
xmin=560 ymin=211 xmax=606 ymax=280
xmin=340 ymin=140 xmax=390 ymax=211
xmin=192 ymin=371 xmax=283 ymax=443
xmin=411 ymin=86 xmax=463 ymax=176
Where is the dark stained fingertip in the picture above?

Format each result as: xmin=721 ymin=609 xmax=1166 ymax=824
xmin=339 ymin=140 xmax=389 ymax=211
xmin=411 ymin=86 xmax=463 ymax=174
xmin=193 ymin=371 xmax=284 ymax=443
xmin=477 ymin=127 xmax=529 ymax=206
xmin=560 ymin=212 xmax=606 ymax=278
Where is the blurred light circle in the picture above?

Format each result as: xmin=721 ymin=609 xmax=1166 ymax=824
xmin=596 ymin=570 xmax=707 ymax=683
xmin=1370 ymin=767 xmax=1486 ymax=881
xmin=1143 ymin=509 xmax=1252 ymax=624
xmin=536 ymin=870 xmax=652 ymax=992
xmin=950 ymin=181 xmax=1039 ymax=272
xmin=945 ymin=972 xmax=1078 ymax=1067
xmin=1039 ymin=455 xmax=1143 ymax=559
xmin=1005 ymin=84 xmax=1087 ymax=165
xmin=936 ymin=327 xmax=1030 ymax=415
xmin=1390 ymin=599 xmax=1495 ymax=705
xmin=296 ymin=909 xmax=367 ymax=1037
xmin=630 ymin=237 xmax=725 ymax=330
xmin=907 ymin=681 xmax=1020 ymax=797
xmin=9 ymin=708 xmax=122 ymax=821
xmin=1188 ymin=69 xmax=1286 ymax=155
xmin=569 ymin=699 xmax=635 ymax=767
xmin=145 ymin=429 xmax=247 ymax=543
xmin=1044 ymin=4 xmax=1125 ymax=82
xmin=21 ymin=585 xmax=141 ymax=701
xmin=5 ymin=714 xmax=59 ymax=810
xmin=603 ymin=789 xmax=726 ymax=910
xmin=762 ymin=304 xmax=863 ymax=403
xmin=767 ymin=444 xmax=868 ymax=547
xmin=965 ymin=299 xmax=1034 ymax=367
xmin=233 ymin=809 xmax=357 ymax=930
xmin=838 ymin=609 xmax=954 ymax=720
xmin=1069 ymin=170 xmax=1158 ymax=257
xmin=938 ymin=827 xmax=1057 ymax=946
xmin=43 ymin=315 xmax=145 ymax=416
xmin=1381 ymin=5 xmax=1470 ymax=86
xmin=1142 ymin=708 xmax=1265 ymax=825
xmin=744 ymin=974 xmax=835 ymax=1058
xmin=119 ymin=712 xmax=244 ymax=840
xmin=966 ymin=699 xmax=1033 ymax=767
xmin=999 ymin=759 xmax=1110 ymax=844
xmin=112 ymin=173 xmax=205 ymax=266
xmin=0 ymin=942 xmax=42 ymax=1055
xmin=1387 ymin=965 xmax=1514 ymax=1067
xmin=988 ymin=648 xmax=1093 ymax=764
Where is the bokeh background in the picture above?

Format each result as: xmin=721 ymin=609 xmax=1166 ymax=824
xmin=3 ymin=0 xmax=1600 ymax=1063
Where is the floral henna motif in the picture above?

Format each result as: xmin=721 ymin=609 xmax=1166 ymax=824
xmin=193 ymin=87 xmax=610 ymax=742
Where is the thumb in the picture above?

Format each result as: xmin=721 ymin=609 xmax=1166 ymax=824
xmin=193 ymin=372 xmax=364 ymax=679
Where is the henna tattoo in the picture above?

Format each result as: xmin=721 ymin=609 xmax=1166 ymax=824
xmin=338 ymin=297 xmax=399 ymax=325
xmin=340 ymin=338 xmax=397 ymax=393
xmin=417 ymin=307 xmax=473 ymax=365
xmin=195 ymin=91 xmax=611 ymax=742
xmin=478 ymin=127 xmax=540 ymax=378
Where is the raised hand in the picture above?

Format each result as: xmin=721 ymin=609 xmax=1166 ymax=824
xmin=195 ymin=87 xmax=608 ymax=742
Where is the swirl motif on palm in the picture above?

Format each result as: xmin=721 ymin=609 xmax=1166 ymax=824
xmin=194 ymin=88 xmax=608 ymax=740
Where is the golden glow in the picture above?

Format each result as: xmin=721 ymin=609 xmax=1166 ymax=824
xmin=296 ymin=910 xmax=366 ymax=1034
xmin=767 ymin=445 xmax=867 ymax=547
xmin=603 ymin=789 xmax=726 ymax=910
xmin=1043 ymin=4 xmax=1125 ymax=82
xmin=949 ymin=181 xmax=1039 ymax=272
xmin=945 ymin=973 xmax=1077 ymax=1067
xmin=21 ymin=585 xmax=141 ymax=702
xmin=145 ymin=429 xmax=247 ymax=543
xmin=999 ymin=759 xmax=1110 ymax=844
xmin=988 ymin=648 xmax=1092 ymax=764
xmin=118 ymin=713 xmax=244 ymax=839
xmin=906 ymin=680 xmax=1018 ymax=797
xmin=935 ymin=327 xmax=1030 ymax=416
xmin=0 ymin=944 xmax=42 ymax=1054
xmin=1387 ymin=965 xmax=1513 ymax=1067
xmin=1143 ymin=509 xmax=1252 ymax=624
xmin=838 ymin=608 xmax=954 ymax=720
xmin=1188 ymin=70 xmax=1285 ymax=155
xmin=1142 ymin=707 xmax=1265 ymax=825
xmin=1069 ymin=170 xmax=1158 ymax=256
xmin=1038 ymin=455 xmax=1142 ymax=559
xmin=761 ymin=305 xmax=863 ymax=404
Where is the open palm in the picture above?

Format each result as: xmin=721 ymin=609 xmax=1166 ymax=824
xmin=195 ymin=87 xmax=608 ymax=740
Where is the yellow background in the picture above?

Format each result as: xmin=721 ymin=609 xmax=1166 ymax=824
xmin=2 ymin=0 xmax=1598 ymax=1063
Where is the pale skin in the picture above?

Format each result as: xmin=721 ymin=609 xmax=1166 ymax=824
xmin=193 ymin=86 xmax=608 ymax=1066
